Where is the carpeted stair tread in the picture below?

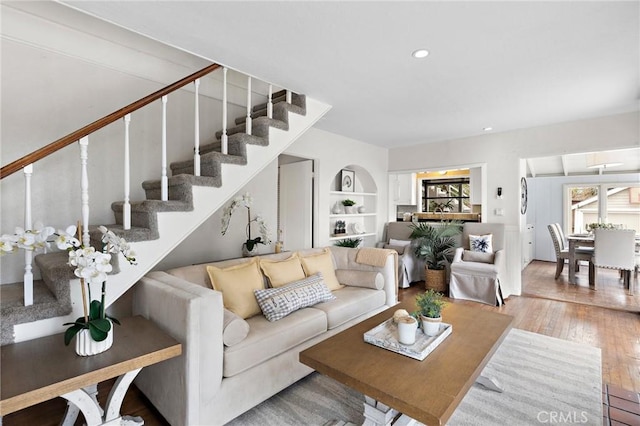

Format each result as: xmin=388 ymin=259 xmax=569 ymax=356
xmin=237 ymin=95 xmax=306 ymax=126
xmin=0 ymin=280 xmax=70 ymax=345
xmin=201 ymin=134 xmax=270 ymax=154
xmin=170 ymin=151 xmax=246 ymax=175
xmin=251 ymin=89 xmax=287 ymax=112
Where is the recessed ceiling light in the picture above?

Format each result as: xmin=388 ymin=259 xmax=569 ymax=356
xmin=412 ymin=49 xmax=429 ymax=59
xmin=483 ymin=127 xmax=493 ymax=131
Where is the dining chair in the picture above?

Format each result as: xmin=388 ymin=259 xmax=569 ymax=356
xmin=593 ymin=228 xmax=636 ymax=294
xmin=547 ymin=224 xmax=594 ymax=281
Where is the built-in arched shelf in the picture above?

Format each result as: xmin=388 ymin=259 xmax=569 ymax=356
xmin=329 ymin=165 xmax=378 ymax=244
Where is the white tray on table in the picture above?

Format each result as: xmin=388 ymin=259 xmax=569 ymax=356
xmin=363 ymin=318 xmax=452 ymax=361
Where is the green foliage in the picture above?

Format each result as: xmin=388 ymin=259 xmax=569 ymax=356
xmin=63 ymin=299 xmax=120 ymax=345
xmin=334 ymin=238 xmax=362 ymax=248
xmin=341 ymin=199 xmax=356 ymax=206
xmin=409 ymin=221 xmax=462 ymax=270
xmin=414 ymin=289 xmax=447 ymax=319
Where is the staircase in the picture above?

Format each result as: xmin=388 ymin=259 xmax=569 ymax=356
xmin=1 ymin=68 xmax=331 ymax=344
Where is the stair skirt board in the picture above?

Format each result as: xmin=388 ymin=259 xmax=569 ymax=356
xmin=3 ymin=95 xmax=330 ymax=345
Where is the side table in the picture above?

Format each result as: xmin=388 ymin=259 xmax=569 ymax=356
xmin=1 ymin=316 xmax=181 ymax=425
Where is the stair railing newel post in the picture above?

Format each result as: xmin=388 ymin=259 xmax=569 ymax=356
xmin=194 ymin=78 xmax=201 ymax=176
xmin=267 ymin=84 xmax=273 ymax=119
xmin=123 ymin=114 xmax=131 ymax=230
xmin=221 ymin=67 xmax=228 ymax=155
xmin=79 ymin=137 xmax=90 ymax=247
xmin=246 ymin=76 xmax=252 ymax=135
xmin=161 ymin=95 xmax=168 ymax=201
xmin=23 ymin=164 xmax=34 ymax=306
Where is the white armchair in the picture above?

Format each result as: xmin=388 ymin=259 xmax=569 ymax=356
xmin=449 ymin=223 xmax=506 ymax=306
xmin=377 ymin=222 xmax=424 ymax=288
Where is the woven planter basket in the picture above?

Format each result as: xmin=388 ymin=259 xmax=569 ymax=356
xmin=424 ymin=267 xmax=447 ymax=293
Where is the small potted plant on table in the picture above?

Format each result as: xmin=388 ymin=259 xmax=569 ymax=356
xmin=414 ymin=289 xmax=447 ymax=336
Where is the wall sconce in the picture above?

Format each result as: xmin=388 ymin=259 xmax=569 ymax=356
xmin=497 ymin=187 xmax=503 ymax=199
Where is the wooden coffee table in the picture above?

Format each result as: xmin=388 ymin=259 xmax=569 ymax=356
xmin=300 ymin=302 xmax=513 ymax=426
xmin=1 ymin=315 xmax=181 ymax=426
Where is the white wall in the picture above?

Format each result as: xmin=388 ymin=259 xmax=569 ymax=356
xmin=529 ymin=172 xmax=640 ymax=262
xmin=388 ymin=111 xmax=640 ymax=296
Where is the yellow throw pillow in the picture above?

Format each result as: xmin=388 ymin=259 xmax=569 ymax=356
xmin=299 ymin=249 xmax=343 ymax=291
xmin=206 ymin=259 xmax=264 ymax=319
xmin=259 ymin=253 xmax=306 ymax=288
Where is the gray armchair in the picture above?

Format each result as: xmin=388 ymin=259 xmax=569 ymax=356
xmin=449 ymin=223 xmax=506 ymax=306
xmin=377 ymin=222 xmax=424 ymax=288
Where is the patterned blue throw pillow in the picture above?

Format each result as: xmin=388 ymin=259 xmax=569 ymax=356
xmin=254 ymin=273 xmax=335 ymax=322
xmin=469 ymin=234 xmax=493 ymax=253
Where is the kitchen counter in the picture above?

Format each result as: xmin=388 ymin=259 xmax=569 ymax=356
xmin=411 ymin=212 xmax=480 ymax=222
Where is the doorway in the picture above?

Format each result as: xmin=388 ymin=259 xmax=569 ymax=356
xmin=278 ymin=154 xmax=314 ymax=251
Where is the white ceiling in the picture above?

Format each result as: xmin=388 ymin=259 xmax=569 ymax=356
xmin=60 ymin=1 xmax=639 ymax=151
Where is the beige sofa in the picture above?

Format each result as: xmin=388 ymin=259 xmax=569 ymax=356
xmin=131 ymin=246 xmax=398 ymax=426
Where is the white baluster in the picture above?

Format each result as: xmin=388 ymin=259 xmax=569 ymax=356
xmin=161 ymin=95 xmax=168 ymax=201
xmin=245 ymin=76 xmax=252 ymax=136
xmin=23 ymin=164 xmax=33 ymax=306
xmin=123 ymin=114 xmax=131 ymax=230
xmin=267 ymin=84 xmax=273 ymax=119
xmin=194 ymin=79 xmax=201 ymax=176
xmin=286 ymin=90 xmax=292 ymax=104
xmin=221 ymin=67 xmax=228 ymax=155
xmin=79 ymin=137 xmax=90 ymax=247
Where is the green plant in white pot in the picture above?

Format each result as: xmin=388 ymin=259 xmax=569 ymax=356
xmin=414 ymin=289 xmax=447 ymax=336
xmin=341 ymin=199 xmax=357 ymax=214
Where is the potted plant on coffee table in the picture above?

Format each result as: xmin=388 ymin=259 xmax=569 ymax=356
xmin=409 ymin=221 xmax=462 ymax=292
xmin=414 ymin=289 xmax=447 ymax=336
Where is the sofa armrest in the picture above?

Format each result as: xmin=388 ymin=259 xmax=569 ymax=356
xmin=133 ymin=271 xmax=224 ymax=426
xmin=329 ymin=246 xmax=398 ymax=306
xmin=452 ymin=247 xmax=464 ymax=263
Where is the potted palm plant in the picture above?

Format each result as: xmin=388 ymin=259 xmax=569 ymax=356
xmin=409 ymin=221 xmax=462 ymax=292
xmin=414 ymin=289 xmax=447 ymax=336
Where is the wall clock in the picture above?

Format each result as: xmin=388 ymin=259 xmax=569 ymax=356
xmin=520 ymin=177 xmax=528 ymax=214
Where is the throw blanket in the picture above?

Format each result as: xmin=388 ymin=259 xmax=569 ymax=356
xmin=355 ymin=248 xmax=394 ymax=267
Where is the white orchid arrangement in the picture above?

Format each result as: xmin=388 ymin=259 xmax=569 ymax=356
xmin=221 ymin=192 xmax=272 ymax=252
xmin=1 ymin=223 xmax=137 ymax=344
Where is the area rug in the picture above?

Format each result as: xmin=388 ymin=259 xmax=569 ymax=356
xmin=226 ymin=329 xmax=602 ymax=425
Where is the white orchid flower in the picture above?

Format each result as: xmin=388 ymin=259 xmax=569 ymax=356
xmin=15 ymin=228 xmax=36 ymax=250
xmin=0 ymin=235 xmax=17 ymax=254
xmin=55 ymin=226 xmax=79 ymax=250
xmin=93 ymin=252 xmax=113 ymax=273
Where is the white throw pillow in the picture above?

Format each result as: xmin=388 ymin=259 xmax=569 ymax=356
xmin=469 ymin=234 xmax=493 ymax=253
xmin=389 ymin=238 xmax=411 ymax=247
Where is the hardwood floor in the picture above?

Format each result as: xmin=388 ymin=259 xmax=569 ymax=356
xmin=4 ymin=262 xmax=639 ymax=425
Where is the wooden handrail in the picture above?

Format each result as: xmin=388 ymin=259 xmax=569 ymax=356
xmin=0 ymin=63 xmax=221 ymax=179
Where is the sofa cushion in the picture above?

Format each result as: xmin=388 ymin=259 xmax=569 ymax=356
xmin=299 ymin=248 xmax=343 ymax=291
xmin=335 ymin=269 xmax=384 ymax=290
xmin=206 ymin=259 xmax=264 ymax=319
xmin=462 ymin=249 xmax=495 ymax=264
xmin=254 ymin=274 xmax=335 ymax=321
xmin=309 ymin=286 xmax=386 ymax=329
xmin=223 ymin=309 xmax=250 ymax=347
xmin=259 ymin=253 xmax=306 ymax=288
xmin=223 ymin=307 xmax=327 ymax=377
